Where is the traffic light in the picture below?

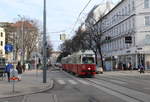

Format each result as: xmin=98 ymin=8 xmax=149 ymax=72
xmin=125 ymin=36 xmax=132 ymax=43
xmin=60 ymin=34 xmax=66 ymax=41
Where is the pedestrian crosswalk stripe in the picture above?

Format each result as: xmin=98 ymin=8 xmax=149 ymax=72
xmin=110 ymin=80 xmax=126 ymax=84
xmin=57 ymin=80 xmax=66 ymax=85
xmin=56 ymin=78 xmax=90 ymax=85
xmin=77 ymin=79 xmax=90 ymax=85
xmin=68 ymin=80 xmax=77 ymax=85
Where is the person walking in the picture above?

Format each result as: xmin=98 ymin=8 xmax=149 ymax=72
xmin=139 ymin=64 xmax=145 ymax=74
xmin=16 ymin=62 xmax=23 ymax=81
xmin=5 ymin=62 xmax=14 ymax=82
xmin=22 ymin=63 xmax=26 ymax=72
xmin=128 ymin=62 xmax=132 ymax=70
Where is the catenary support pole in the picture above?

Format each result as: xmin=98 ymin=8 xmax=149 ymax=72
xmin=43 ymin=0 xmax=47 ymax=83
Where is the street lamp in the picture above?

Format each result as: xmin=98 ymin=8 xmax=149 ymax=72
xmin=43 ymin=0 xmax=47 ymax=83
xmin=18 ymin=15 xmax=24 ymax=64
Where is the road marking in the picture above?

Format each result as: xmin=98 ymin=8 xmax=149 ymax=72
xmin=143 ymin=87 xmax=150 ymax=90
xmin=57 ymin=79 xmax=66 ymax=85
xmin=77 ymin=79 xmax=90 ymax=85
xmin=62 ymin=71 xmax=90 ymax=85
xmin=51 ymin=71 xmax=60 ymax=72
xmin=21 ymin=95 xmax=29 ymax=102
xmin=53 ymin=94 xmax=58 ymax=102
xmin=68 ymin=80 xmax=77 ymax=85
xmin=109 ymin=80 xmax=126 ymax=84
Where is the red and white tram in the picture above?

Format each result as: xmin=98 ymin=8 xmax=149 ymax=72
xmin=61 ymin=50 xmax=96 ymax=77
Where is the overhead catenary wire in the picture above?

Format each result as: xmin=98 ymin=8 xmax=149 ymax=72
xmin=48 ymin=30 xmax=66 ymax=34
xmin=50 ymin=0 xmax=145 ymax=43
xmin=47 ymin=0 xmax=93 ymax=36
xmin=70 ymin=0 xmax=92 ymax=33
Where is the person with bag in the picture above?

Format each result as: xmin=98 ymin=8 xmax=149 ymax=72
xmin=16 ymin=62 xmax=23 ymax=81
xmin=5 ymin=62 xmax=14 ymax=82
xmin=139 ymin=64 xmax=145 ymax=74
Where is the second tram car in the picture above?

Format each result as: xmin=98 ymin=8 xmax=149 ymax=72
xmin=61 ymin=50 xmax=96 ymax=77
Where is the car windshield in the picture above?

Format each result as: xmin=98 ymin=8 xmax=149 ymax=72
xmin=82 ymin=57 xmax=94 ymax=64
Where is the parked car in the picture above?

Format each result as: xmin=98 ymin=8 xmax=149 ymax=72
xmin=55 ymin=63 xmax=62 ymax=68
xmin=96 ymin=66 xmax=103 ymax=74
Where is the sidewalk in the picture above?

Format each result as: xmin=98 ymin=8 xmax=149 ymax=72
xmin=0 ymin=70 xmax=53 ymax=98
xmin=101 ymin=70 xmax=150 ymax=76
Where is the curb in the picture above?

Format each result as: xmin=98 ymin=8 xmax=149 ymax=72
xmin=0 ymin=79 xmax=54 ymax=99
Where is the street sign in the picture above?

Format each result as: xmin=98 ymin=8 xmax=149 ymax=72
xmin=5 ymin=44 xmax=13 ymax=53
xmin=125 ymin=36 xmax=132 ymax=43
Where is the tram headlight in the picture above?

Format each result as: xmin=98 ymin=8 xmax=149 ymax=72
xmin=88 ymin=67 xmax=91 ymax=70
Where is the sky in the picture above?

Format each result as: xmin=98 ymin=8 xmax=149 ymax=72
xmin=0 ymin=0 xmax=120 ymax=51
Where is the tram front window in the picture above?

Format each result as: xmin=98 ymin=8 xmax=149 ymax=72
xmin=82 ymin=57 xmax=94 ymax=64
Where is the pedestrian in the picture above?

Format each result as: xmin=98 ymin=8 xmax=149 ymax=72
xmin=139 ymin=64 xmax=145 ymax=74
xmin=123 ymin=63 xmax=126 ymax=70
xmin=5 ymin=62 xmax=14 ymax=82
xmin=16 ymin=62 xmax=23 ymax=80
xmin=128 ymin=62 xmax=132 ymax=70
xmin=25 ymin=63 xmax=29 ymax=70
xmin=22 ymin=63 xmax=26 ymax=72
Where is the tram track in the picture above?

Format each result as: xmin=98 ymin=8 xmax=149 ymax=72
xmin=62 ymin=70 xmax=150 ymax=102
xmin=63 ymin=71 xmax=139 ymax=102
xmin=95 ymin=74 xmax=150 ymax=91
xmin=85 ymin=78 xmax=145 ymax=102
xmin=62 ymin=71 xmax=100 ymax=102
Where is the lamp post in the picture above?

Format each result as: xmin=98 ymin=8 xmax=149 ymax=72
xmin=18 ymin=15 xmax=24 ymax=64
xmin=43 ymin=0 xmax=47 ymax=83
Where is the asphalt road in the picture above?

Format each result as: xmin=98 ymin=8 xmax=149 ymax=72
xmin=1 ymin=67 xmax=150 ymax=102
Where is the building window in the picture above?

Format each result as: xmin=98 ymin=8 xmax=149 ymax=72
xmin=132 ymin=17 xmax=135 ymax=28
xmin=129 ymin=19 xmax=131 ymax=30
xmin=145 ymin=16 xmax=150 ymax=26
xmin=122 ymin=23 xmax=124 ymax=32
xmin=0 ymin=41 xmax=3 ymax=46
xmin=132 ymin=1 xmax=135 ymax=10
xmin=144 ymin=0 xmax=150 ymax=8
xmin=0 ymin=50 xmax=2 ymax=55
xmin=128 ymin=4 xmax=131 ymax=14
xmin=125 ymin=7 xmax=127 ymax=15
xmin=126 ymin=21 xmax=128 ymax=31
xmin=122 ymin=8 xmax=124 ymax=16
xmin=0 ymin=32 xmax=3 ymax=37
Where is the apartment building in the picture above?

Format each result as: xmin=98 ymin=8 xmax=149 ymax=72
xmin=0 ymin=27 xmax=5 ymax=57
xmin=95 ymin=0 xmax=150 ymax=70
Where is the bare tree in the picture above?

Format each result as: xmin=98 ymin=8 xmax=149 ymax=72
xmin=12 ymin=18 xmax=42 ymax=60
xmin=84 ymin=13 xmax=105 ymax=69
xmin=46 ymin=35 xmax=53 ymax=58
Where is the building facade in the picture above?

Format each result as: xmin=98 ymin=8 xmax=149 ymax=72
xmin=95 ymin=0 xmax=150 ymax=70
xmin=0 ymin=27 xmax=5 ymax=57
xmin=49 ymin=51 xmax=62 ymax=65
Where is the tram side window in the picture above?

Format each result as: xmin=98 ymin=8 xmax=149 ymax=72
xmin=68 ymin=57 xmax=72 ymax=64
xmin=82 ymin=57 xmax=94 ymax=64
